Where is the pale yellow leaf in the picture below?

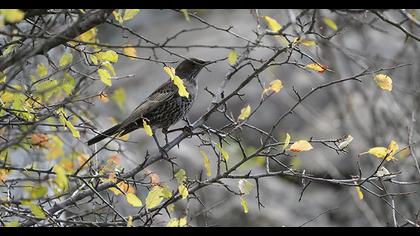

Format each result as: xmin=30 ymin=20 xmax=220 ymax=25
xmin=96 ymin=50 xmax=118 ymax=63
xmin=373 ymin=74 xmax=392 ymax=92
xmin=123 ymin=9 xmax=140 ymax=21
xmin=143 ymin=119 xmax=153 ymax=136
xmin=98 ymin=69 xmax=112 ymax=86
xmin=37 ymin=63 xmax=48 ymax=77
xmin=238 ymin=179 xmax=254 ymax=195
xmin=240 ymin=197 xmax=248 ymax=214
xmin=263 ymin=79 xmax=283 ymax=96
xmin=175 ymin=169 xmax=186 ymax=184
xmin=180 ymin=9 xmax=190 ymax=22
xmin=163 ymin=66 xmax=176 ymax=79
xmin=289 ymin=140 xmax=313 ymax=152
xmin=263 ymin=16 xmax=282 ymax=32
xmin=111 ymin=87 xmax=126 ymax=111
xmin=4 ymin=220 xmax=20 ymax=227
xmin=30 ymin=204 xmax=46 ymax=219
xmin=216 ymin=143 xmax=229 ymax=161
xmin=228 ymin=50 xmax=238 ymax=65
xmin=238 ymin=105 xmax=251 ymax=120
xmin=200 ymin=149 xmax=211 ymax=177
xmin=283 ymin=133 xmax=291 ymax=151
xmin=178 ymin=184 xmax=188 ymax=199
xmin=1 ymin=9 xmax=25 ymax=23
xmin=355 ymin=185 xmax=363 ymax=200
xmin=126 ymin=193 xmax=143 ymax=207
xmin=367 ymin=147 xmax=388 ymax=159
xmin=338 ymin=135 xmax=354 ymax=149
xmin=167 ymin=217 xmax=187 ymax=227
xmin=53 ymin=165 xmax=69 ymax=191
xmin=300 ymin=39 xmax=317 ymax=46
xmin=59 ymin=53 xmax=73 ymax=68
xmin=323 ymin=17 xmax=338 ymax=31
xmin=127 ymin=216 xmax=133 ymax=227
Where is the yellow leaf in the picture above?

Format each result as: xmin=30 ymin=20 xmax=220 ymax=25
xmin=78 ymin=27 xmax=97 ymax=43
xmin=323 ymin=17 xmax=338 ymax=31
xmin=123 ymin=47 xmax=137 ymax=59
xmin=228 ymin=50 xmax=238 ymax=65
xmin=305 ymin=63 xmax=327 ymax=73
xmin=53 ymin=165 xmax=69 ymax=191
xmin=289 ymin=140 xmax=313 ymax=152
xmin=367 ymin=147 xmax=389 ymax=159
xmin=126 ymin=193 xmax=143 ymax=207
xmin=163 ymin=66 xmax=176 ymax=79
xmin=143 ymin=119 xmax=153 ymax=136
xmin=167 ymin=217 xmax=187 ymax=227
xmin=59 ymin=53 xmax=73 ymax=68
xmin=263 ymin=16 xmax=282 ymax=32
xmin=396 ymin=147 xmax=410 ymax=160
xmin=172 ymin=75 xmax=189 ymax=98
xmin=263 ymin=79 xmax=283 ymax=96
xmin=98 ymin=69 xmax=112 ymax=86
xmin=96 ymin=50 xmax=118 ymax=63
xmin=238 ymin=179 xmax=254 ymax=195
xmin=338 ymin=135 xmax=354 ymax=150
xmin=0 ymin=169 xmax=9 ymax=182
xmin=127 ymin=216 xmax=133 ymax=227
xmin=30 ymin=185 xmax=48 ymax=199
xmin=178 ymin=184 xmax=188 ymax=199
xmin=355 ymin=185 xmax=363 ymax=200
xmin=238 ymin=105 xmax=251 ymax=120
xmin=373 ymin=74 xmax=392 ymax=92
xmin=102 ymin=61 xmax=116 ymax=77
xmin=290 ymin=157 xmax=301 ymax=170
xmin=37 ymin=63 xmax=48 ymax=77
xmin=216 ymin=143 xmax=229 ymax=161
xmin=388 ymin=140 xmax=399 ymax=156
xmin=240 ymin=197 xmax=248 ymax=214
xmin=167 ymin=204 xmax=175 ymax=213
xmin=146 ymin=186 xmax=166 ymax=209
xmin=300 ymin=39 xmax=317 ymax=46
xmin=112 ymin=10 xmax=123 ymax=24
xmin=111 ymin=87 xmax=126 ymax=111
xmin=123 ymin=9 xmax=140 ymax=21
xmin=90 ymin=55 xmax=99 ymax=65
xmin=283 ymin=133 xmax=291 ymax=151
xmin=30 ymin=204 xmax=46 ymax=219
xmin=180 ymin=9 xmax=190 ymax=22
xmin=46 ymin=136 xmax=64 ymax=160
xmin=200 ymin=149 xmax=211 ymax=177
xmin=1 ymin=9 xmax=25 ymax=23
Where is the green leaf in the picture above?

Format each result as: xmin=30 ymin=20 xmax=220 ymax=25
xmin=102 ymin=61 xmax=116 ymax=77
xmin=65 ymin=119 xmax=80 ymax=138
xmin=126 ymin=193 xmax=143 ymax=207
xmin=59 ymin=52 xmax=73 ymax=67
xmin=145 ymin=186 xmax=172 ymax=209
xmin=30 ymin=204 xmax=46 ymax=219
xmin=62 ymin=72 xmax=75 ymax=95
xmin=98 ymin=69 xmax=112 ymax=86
xmin=123 ymin=9 xmax=140 ymax=21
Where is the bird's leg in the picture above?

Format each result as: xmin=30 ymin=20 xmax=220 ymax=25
xmin=162 ymin=128 xmax=169 ymax=145
xmin=181 ymin=117 xmax=194 ymax=137
xmin=151 ymin=131 xmax=169 ymax=160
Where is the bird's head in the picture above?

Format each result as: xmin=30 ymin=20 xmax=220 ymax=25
xmin=175 ymin=58 xmax=210 ymax=81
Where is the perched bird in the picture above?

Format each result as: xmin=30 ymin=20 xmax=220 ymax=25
xmin=87 ymin=58 xmax=209 ymax=146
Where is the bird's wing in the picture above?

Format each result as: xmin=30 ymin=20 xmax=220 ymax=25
xmin=119 ymin=80 xmax=177 ymax=129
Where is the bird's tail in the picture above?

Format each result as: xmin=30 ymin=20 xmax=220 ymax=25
xmin=87 ymin=124 xmax=122 ymax=146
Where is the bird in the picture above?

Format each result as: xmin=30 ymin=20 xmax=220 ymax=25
xmin=87 ymin=58 xmax=210 ymax=146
